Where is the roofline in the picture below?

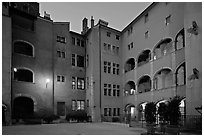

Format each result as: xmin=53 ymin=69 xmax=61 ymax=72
xmin=70 ymin=31 xmax=84 ymax=37
xmin=122 ymin=2 xmax=157 ymax=33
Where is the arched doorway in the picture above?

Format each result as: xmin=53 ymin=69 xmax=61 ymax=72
xmin=124 ymin=104 xmax=136 ymax=123
xmin=13 ymin=97 xmax=34 ymax=119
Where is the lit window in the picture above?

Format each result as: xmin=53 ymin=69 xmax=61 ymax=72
xmin=14 ymin=41 xmax=34 ymax=57
xmin=165 ymin=15 xmax=171 ymax=26
xmin=72 ymin=77 xmax=76 ymax=89
xmin=14 ymin=68 xmax=33 ymax=82
xmin=77 ymin=100 xmax=85 ymax=110
xmin=77 ymin=78 xmax=85 ymax=90
xmin=72 ymin=100 xmax=76 ymax=110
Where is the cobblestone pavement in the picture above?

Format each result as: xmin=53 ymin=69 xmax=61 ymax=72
xmin=2 ymin=122 xmax=146 ymax=135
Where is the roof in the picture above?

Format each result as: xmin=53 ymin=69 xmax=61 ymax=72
xmin=122 ymin=2 xmax=157 ymax=33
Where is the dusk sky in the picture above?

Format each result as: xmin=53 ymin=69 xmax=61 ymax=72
xmin=39 ymin=2 xmax=151 ymax=33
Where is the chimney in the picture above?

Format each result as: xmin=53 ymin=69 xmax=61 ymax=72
xmin=91 ymin=16 xmax=94 ymax=28
xmin=82 ymin=17 xmax=88 ymax=33
xmin=44 ymin=11 xmax=51 ymax=20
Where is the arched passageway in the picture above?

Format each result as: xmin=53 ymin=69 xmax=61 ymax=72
xmin=13 ymin=97 xmax=34 ymax=119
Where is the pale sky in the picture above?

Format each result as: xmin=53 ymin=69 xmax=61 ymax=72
xmin=39 ymin=2 xmax=151 ymax=33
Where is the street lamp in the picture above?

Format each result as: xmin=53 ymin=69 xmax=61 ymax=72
xmin=46 ymin=78 xmax=50 ymax=88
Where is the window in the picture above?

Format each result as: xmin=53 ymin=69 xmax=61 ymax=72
xmin=77 ymin=55 xmax=85 ymax=67
xmin=145 ymin=13 xmax=149 ymax=23
xmin=145 ymin=31 xmax=149 ymax=39
xmin=57 ymin=51 xmax=65 ymax=58
xmin=77 ymin=78 xmax=85 ymax=90
xmin=72 ymin=54 xmax=76 ymax=66
xmin=77 ymin=38 xmax=80 ymax=46
xmin=112 ymin=46 xmax=116 ymax=53
xmin=86 ymin=77 xmax=89 ymax=89
xmin=117 ymin=85 xmax=120 ymax=96
xmin=81 ymin=40 xmax=85 ymax=47
xmin=108 ymin=108 xmax=112 ymax=116
xmin=116 ymin=64 xmax=119 ymax=75
xmin=104 ymin=61 xmax=107 ymax=73
xmin=128 ymin=42 xmax=133 ymax=50
xmin=57 ymin=75 xmax=65 ymax=82
xmin=116 ymin=47 xmax=119 ymax=54
xmin=165 ymin=15 xmax=171 ymax=26
xmin=72 ymin=37 xmax=75 ymax=45
xmin=77 ymin=100 xmax=85 ymax=110
xmin=104 ymin=108 xmax=108 ymax=116
xmin=113 ymin=108 xmax=117 ymax=116
xmin=108 ymin=84 xmax=111 ymax=96
xmin=117 ymin=108 xmax=120 ymax=116
xmin=14 ymin=68 xmax=33 ymax=82
xmin=86 ymin=54 xmax=89 ymax=67
xmin=113 ymin=84 xmax=116 ymax=96
xmin=14 ymin=41 xmax=34 ymax=57
xmin=57 ymin=36 xmax=66 ymax=43
xmin=108 ymin=62 xmax=111 ymax=73
xmin=116 ymin=35 xmax=120 ymax=40
xmin=108 ymin=44 xmax=111 ymax=51
xmin=107 ymin=32 xmax=111 ymax=37
xmin=104 ymin=84 xmax=107 ymax=96
xmin=72 ymin=100 xmax=76 ymax=110
xmin=112 ymin=63 xmax=116 ymax=74
xmin=127 ymin=27 xmax=133 ymax=36
xmin=72 ymin=77 xmax=76 ymax=89
xmin=104 ymin=43 xmax=107 ymax=51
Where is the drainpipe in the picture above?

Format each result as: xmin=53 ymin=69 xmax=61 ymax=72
xmin=99 ymin=25 xmax=102 ymax=120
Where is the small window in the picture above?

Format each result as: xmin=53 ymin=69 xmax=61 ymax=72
xmin=57 ymin=51 xmax=65 ymax=58
xmin=145 ymin=31 xmax=149 ymax=39
xmin=113 ymin=84 xmax=116 ymax=96
xmin=116 ymin=35 xmax=120 ymax=40
xmin=77 ymin=100 xmax=85 ymax=110
xmin=14 ymin=68 xmax=33 ymax=82
xmin=104 ymin=61 xmax=107 ymax=73
xmin=112 ymin=63 xmax=116 ymax=74
xmin=112 ymin=46 xmax=116 ymax=53
xmin=116 ymin=64 xmax=119 ymax=75
xmin=104 ymin=108 xmax=108 ymax=116
xmin=57 ymin=36 xmax=66 ymax=43
xmin=116 ymin=47 xmax=119 ymax=54
xmin=108 ymin=108 xmax=112 ymax=116
xmin=107 ymin=32 xmax=111 ymax=37
xmin=57 ymin=75 xmax=65 ymax=82
xmin=145 ymin=13 xmax=149 ymax=23
xmin=117 ymin=85 xmax=120 ymax=96
xmin=165 ymin=15 xmax=171 ymax=26
xmin=104 ymin=43 xmax=107 ymax=51
xmin=107 ymin=62 xmax=111 ymax=73
xmin=14 ymin=41 xmax=34 ymax=57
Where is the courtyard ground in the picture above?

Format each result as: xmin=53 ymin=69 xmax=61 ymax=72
xmin=2 ymin=122 xmax=146 ymax=135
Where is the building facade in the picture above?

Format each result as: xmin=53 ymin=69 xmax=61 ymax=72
xmin=2 ymin=2 xmax=201 ymax=129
